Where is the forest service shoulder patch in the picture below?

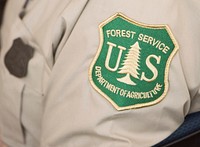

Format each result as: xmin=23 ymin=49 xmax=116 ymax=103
xmin=89 ymin=13 xmax=179 ymax=111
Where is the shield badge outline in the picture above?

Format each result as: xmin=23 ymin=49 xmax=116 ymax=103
xmin=89 ymin=13 xmax=179 ymax=111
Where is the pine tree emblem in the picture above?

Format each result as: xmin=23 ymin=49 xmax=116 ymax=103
xmin=89 ymin=13 xmax=179 ymax=110
xmin=117 ymin=41 xmax=141 ymax=85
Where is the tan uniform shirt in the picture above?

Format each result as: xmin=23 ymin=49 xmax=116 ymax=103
xmin=0 ymin=0 xmax=200 ymax=147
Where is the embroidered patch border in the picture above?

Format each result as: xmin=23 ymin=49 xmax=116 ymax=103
xmin=89 ymin=13 xmax=179 ymax=111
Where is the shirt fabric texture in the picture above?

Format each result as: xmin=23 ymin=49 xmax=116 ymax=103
xmin=0 ymin=0 xmax=200 ymax=147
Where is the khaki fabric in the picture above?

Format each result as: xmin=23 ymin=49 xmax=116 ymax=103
xmin=0 ymin=0 xmax=200 ymax=147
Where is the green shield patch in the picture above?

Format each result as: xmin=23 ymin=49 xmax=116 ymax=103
xmin=89 ymin=13 xmax=179 ymax=110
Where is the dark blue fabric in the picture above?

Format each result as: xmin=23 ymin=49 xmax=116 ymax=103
xmin=153 ymin=111 xmax=200 ymax=147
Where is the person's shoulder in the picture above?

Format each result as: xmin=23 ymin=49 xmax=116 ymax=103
xmin=181 ymin=0 xmax=200 ymax=15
